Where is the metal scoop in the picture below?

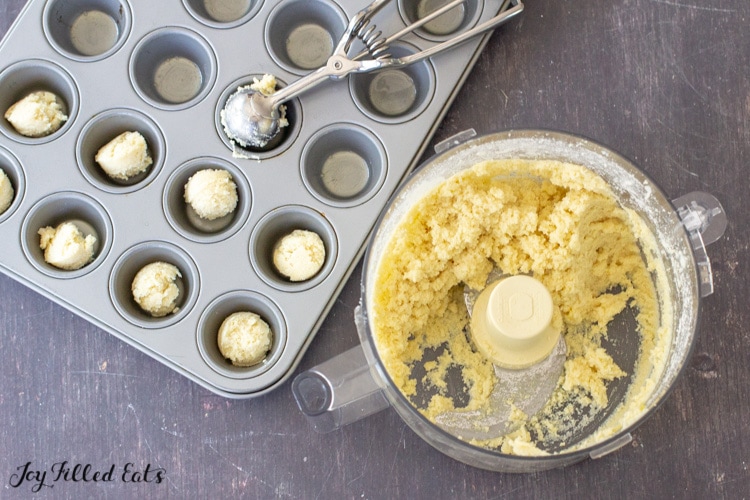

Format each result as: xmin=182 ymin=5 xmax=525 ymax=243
xmin=221 ymin=0 xmax=524 ymax=150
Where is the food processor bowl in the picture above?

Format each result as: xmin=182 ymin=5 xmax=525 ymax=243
xmin=292 ymin=129 xmax=726 ymax=472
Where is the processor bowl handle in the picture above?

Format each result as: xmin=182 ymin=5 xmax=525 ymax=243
xmin=292 ymin=306 xmax=389 ymax=432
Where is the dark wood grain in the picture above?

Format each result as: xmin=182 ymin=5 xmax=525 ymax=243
xmin=2 ymin=0 xmax=748 ymax=498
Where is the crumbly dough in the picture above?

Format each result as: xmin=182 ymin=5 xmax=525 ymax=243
xmin=251 ymin=74 xmax=288 ymax=128
xmin=4 ymin=90 xmax=68 ymax=138
xmin=251 ymin=74 xmax=278 ymax=95
xmin=273 ymin=229 xmax=326 ymax=282
xmin=217 ymin=311 xmax=273 ymax=367
xmin=95 ymin=131 xmax=153 ymax=181
xmin=0 ymin=168 xmax=13 ymax=214
xmin=38 ymin=221 xmax=97 ymax=270
xmin=131 ymin=261 xmax=181 ymax=317
xmin=183 ymin=168 xmax=238 ymax=220
xmin=370 ymin=158 xmax=666 ymax=455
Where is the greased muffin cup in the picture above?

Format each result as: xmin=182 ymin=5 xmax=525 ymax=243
xmin=43 ymin=0 xmax=133 ymax=62
xmin=76 ymin=108 xmax=166 ymax=193
xmin=197 ymin=290 xmax=288 ymax=379
xmin=21 ymin=192 xmax=113 ymax=279
xmin=264 ymin=0 xmax=347 ymax=75
xmin=398 ymin=0 xmax=484 ymax=41
xmin=0 ymin=0 xmax=522 ymax=397
xmin=0 ymin=59 xmax=79 ymax=144
xmin=183 ymin=0 xmax=264 ymax=29
xmin=0 ymin=146 xmax=25 ymax=224
xmin=163 ymin=156 xmax=252 ymax=243
xmin=129 ymin=27 xmax=218 ymax=111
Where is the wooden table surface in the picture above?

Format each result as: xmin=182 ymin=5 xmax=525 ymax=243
xmin=1 ymin=0 xmax=748 ymax=498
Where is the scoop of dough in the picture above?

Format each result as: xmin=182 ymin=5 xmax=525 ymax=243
xmin=183 ymin=168 xmax=238 ymax=220
xmin=131 ymin=261 xmax=181 ymax=317
xmin=38 ymin=221 xmax=97 ymax=270
xmin=250 ymin=75 xmax=289 ymax=129
xmin=5 ymin=90 xmax=68 ymax=138
xmin=272 ymin=229 xmax=326 ymax=282
xmin=95 ymin=131 xmax=153 ymax=180
xmin=217 ymin=311 xmax=273 ymax=367
xmin=0 ymin=168 xmax=13 ymax=214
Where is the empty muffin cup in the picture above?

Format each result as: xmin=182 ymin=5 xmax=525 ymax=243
xmin=215 ymin=76 xmax=302 ymax=159
xmin=163 ymin=157 xmax=252 ymax=243
xmin=0 ymin=59 xmax=79 ymax=144
xmin=350 ymin=43 xmax=435 ymax=124
xmin=43 ymin=0 xmax=132 ymax=61
xmin=0 ymin=146 xmax=24 ymax=223
xmin=109 ymin=241 xmax=200 ymax=328
xmin=77 ymin=108 xmax=166 ymax=193
xmin=182 ymin=0 xmax=263 ymax=28
xmin=398 ymin=0 xmax=482 ymax=41
xmin=249 ymin=205 xmax=338 ymax=292
xmin=197 ymin=291 xmax=288 ymax=379
xmin=20 ymin=192 xmax=113 ymax=279
xmin=264 ymin=0 xmax=347 ymax=74
xmin=130 ymin=27 xmax=217 ymax=110
xmin=301 ymin=124 xmax=387 ymax=207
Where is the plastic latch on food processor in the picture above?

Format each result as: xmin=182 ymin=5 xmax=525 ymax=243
xmin=589 ymin=433 xmax=633 ymax=460
xmin=434 ymin=129 xmax=477 ymax=154
xmin=673 ymin=192 xmax=727 ymax=298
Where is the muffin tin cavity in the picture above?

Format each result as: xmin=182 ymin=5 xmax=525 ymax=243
xmin=109 ymin=241 xmax=200 ymax=328
xmin=301 ymin=124 xmax=387 ymax=207
xmin=0 ymin=147 xmax=25 ymax=223
xmin=163 ymin=157 xmax=252 ymax=243
xmin=0 ymin=59 xmax=79 ymax=144
xmin=20 ymin=192 xmax=113 ymax=279
xmin=197 ymin=290 xmax=287 ymax=379
xmin=350 ymin=43 xmax=436 ymax=123
xmin=264 ymin=0 xmax=347 ymax=74
xmin=76 ymin=108 xmax=166 ymax=193
xmin=183 ymin=0 xmax=263 ymax=28
xmin=250 ymin=206 xmax=338 ymax=292
xmin=398 ymin=0 xmax=482 ymax=41
xmin=129 ymin=27 xmax=217 ymax=110
xmin=215 ymin=76 xmax=302 ymax=159
xmin=43 ymin=0 xmax=132 ymax=61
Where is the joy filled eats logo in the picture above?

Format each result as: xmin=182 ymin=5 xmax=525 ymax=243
xmin=8 ymin=461 xmax=165 ymax=492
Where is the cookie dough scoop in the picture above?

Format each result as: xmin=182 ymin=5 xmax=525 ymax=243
xmin=221 ymin=0 xmax=523 ymax=150
xmin=434 ymin=274 xmax=566 ymax=440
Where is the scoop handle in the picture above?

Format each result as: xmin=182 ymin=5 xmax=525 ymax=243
xmin=292 ymin=342 xmax=389 ymax=433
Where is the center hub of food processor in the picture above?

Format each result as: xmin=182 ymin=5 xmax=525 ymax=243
xmin=470 ymin=275 xmax=560 ymax=369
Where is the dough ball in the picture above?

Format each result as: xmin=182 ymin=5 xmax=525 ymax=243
xmin=217 ymin=311 xmax=273 ymax=367
xmin=131 ymin=261 xmax=181 ymax=317
xmin=0 ymin=168 xmax=13 ymax=214
xmin=4 ymin=90 xmax=68 ymax=138
xmin=95 ymin=131 xmax=153 ymax=180
xmin=38 ymin=221 xmax=97 ymax=270
xmin=183 ymin=168 xmax=238 ymax=220
xmin=273 ymin=229 xmax=326 ymax=282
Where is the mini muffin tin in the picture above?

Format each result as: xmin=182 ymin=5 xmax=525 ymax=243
xmin=0 ymin=0 xmax=517 ymax=397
